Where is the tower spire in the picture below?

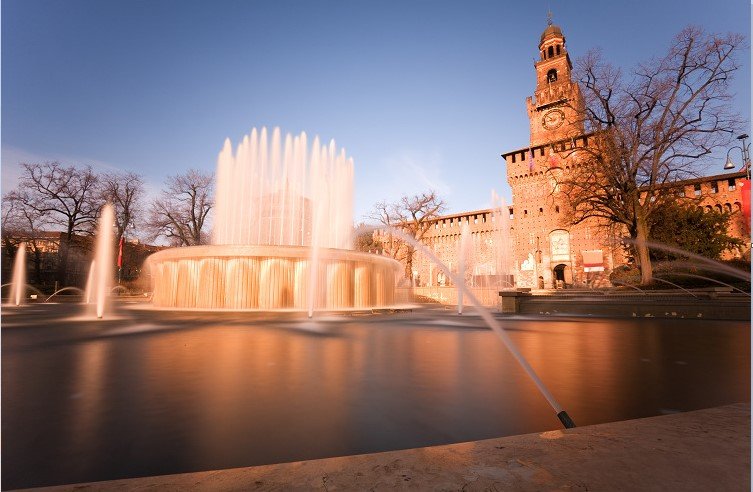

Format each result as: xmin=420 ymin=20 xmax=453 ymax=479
xmin=547 ymin=9 xmax=553 ymax=26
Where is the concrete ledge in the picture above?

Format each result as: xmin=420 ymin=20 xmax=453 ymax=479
xmin=28 ymin=403 xmax=750 ymax=491
xmin=519 ymin=296 xmax=750 ymax=319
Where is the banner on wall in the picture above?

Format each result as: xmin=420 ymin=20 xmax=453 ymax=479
xmin=582 ymin=250 xmax=604 ymax=272
xmin=741 ymin=179 xmax=750 ymax=230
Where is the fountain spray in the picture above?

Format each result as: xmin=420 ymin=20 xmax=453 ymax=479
xmin=381 ymin=225 xmax=576 ymax=429
xmin=94 ymin=204 xmax=115 ymax=319
xmin=84 ymin=260 xmax=96 ymax=304
xmin=11 ymin=242 xmax=27 ymax=306
xmin=458 ymin=223 xmax=470 ymax=315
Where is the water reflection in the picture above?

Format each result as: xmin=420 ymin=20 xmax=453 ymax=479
xmin=2 ymin=305 xmax=749 ymax=489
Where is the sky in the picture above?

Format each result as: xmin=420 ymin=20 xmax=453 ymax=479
xmin=2 ymin=0 xmax=751 ymax=226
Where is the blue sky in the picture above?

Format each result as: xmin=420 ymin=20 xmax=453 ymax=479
xmin=2 ymin=0 xmax=750 ymax=223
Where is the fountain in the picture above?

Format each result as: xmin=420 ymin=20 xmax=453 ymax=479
xmin=84 ymin=260 xmax=96 ymax=304
xmin=489 ymin=190 xmax=513 ymax=287
xmin=10 ymin=242 xmax=27 ymax=306
xmin=146 ymin=127 xmax=400 ymax=310
xmin=85 ymin=204 xmax=115 ymax=318
xmin=457 ymin=223 xmax=470 ymax=314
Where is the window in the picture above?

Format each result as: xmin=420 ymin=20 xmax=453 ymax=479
xmin=547 ymin=46 xmax=554 ymax=57
xmin=555 ymin=205 xmax=560 ymax=213
xmin=524 ymin=209 xmax=528 ymax=217
xmin=539 ymin=207 xmax=544 ymax=215
xmin=694 ymin=183 xmax=701 ymax=196
xmin=712 ymin=181 xmax=719 ymax=193
xmin=547 ymin=69 xmax=557 ymax=83
xmin=511 ymin=154 xmax=516 ymax=163
xmin=509 ymin=209 xmax=514 ymax=220
xmin=728 ymin=178 xmax=736 ymax=191
xmin=556 ymin=45 xmax=561 ymax=55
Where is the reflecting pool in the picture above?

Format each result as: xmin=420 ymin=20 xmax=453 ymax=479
xmin=2 ymin=303 xmax=749 ymax=489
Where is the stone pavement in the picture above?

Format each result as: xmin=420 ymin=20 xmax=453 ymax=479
xmin=29 ymin=403 xmax=750 ymax=491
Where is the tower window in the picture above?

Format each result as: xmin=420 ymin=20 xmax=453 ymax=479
xmin=547 ymin=69 xmax=557 ymax=83
xmin=556 ymin=44 xmax=561 ymax=55
xmin=547 ymin=46 xmax=554 ymax=58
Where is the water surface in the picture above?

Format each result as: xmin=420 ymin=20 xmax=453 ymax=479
xmin=2 ymin=303 xmax=749 ymax=489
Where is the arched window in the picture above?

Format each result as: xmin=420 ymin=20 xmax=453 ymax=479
xmin=724 ymin=203 xmax=732 ymax=212
xmin=547 ymin=69 xmax=557 ymax=83
xmin=547 ymin=46 xmax=554 ymax=58
xmin=556 ymin=44 xmax=561 ymax=55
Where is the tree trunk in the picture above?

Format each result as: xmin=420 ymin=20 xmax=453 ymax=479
xmin=32 ymin=247 xmax=42 ymax=285
xmin=405 ymin=246 xmax=414 ymax=281
xmin=635 ymin=218 xmax=653 ymax=286
xmin=57 ymin=235 xmax=70 ymax=286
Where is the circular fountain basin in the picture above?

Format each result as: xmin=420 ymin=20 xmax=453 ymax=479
xmin=146 ymin=245 xmax=401 ymax=310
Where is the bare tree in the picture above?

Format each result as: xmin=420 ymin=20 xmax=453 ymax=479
xmin=147 ymin=169 xmax=214 ymax=246
xmin=559 ymin=27 xmax=745 ymax=285
xmin=101 ymin=171 xmax=144 ymax=244
xmin=14 ymin=162 xmax=103 ymax=285
xmin=2 ymin=191 xmax=55 ymax=286
xmin=368 ymin=190 xmax=445 ymax=280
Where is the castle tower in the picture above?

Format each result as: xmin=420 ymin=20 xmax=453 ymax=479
xmin=502 ymin=15 xmax=605 ymax=290
xmin=526 ymin=15 xmax=584 ymax=147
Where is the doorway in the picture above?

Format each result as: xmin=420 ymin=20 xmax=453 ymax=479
xmin=553 ymin=263 xmax=567 ymax=288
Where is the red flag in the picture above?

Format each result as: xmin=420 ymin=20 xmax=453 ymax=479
xmin=117 ymin=237 xmax=124 ymax=268
xmin=548 ymin=147 xmax=559 ymax=168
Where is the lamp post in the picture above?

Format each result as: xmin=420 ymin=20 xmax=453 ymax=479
xmin=724 ymin=133 xmax=751 ymax=180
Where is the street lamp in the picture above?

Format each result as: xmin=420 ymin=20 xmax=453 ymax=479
xmin=724 ymin=133 xmax=751 ymax=180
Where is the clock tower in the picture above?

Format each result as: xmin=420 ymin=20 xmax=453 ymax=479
xmin=526 ymin=16 xmax=584 ymax=147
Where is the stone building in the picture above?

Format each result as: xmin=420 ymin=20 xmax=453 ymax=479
xmin=407 ymin=19 xmax=750 ymax=290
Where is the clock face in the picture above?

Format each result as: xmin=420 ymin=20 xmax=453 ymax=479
xmin=542 ymin=109 xmax=565 ymax=130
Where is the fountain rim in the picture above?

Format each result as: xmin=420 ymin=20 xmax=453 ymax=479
xmin=146 ymin=244 xmax=402 ymax=269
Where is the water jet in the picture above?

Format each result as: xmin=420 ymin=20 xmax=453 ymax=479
xmin=9 ymin=242 xmax=26 ymax=306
